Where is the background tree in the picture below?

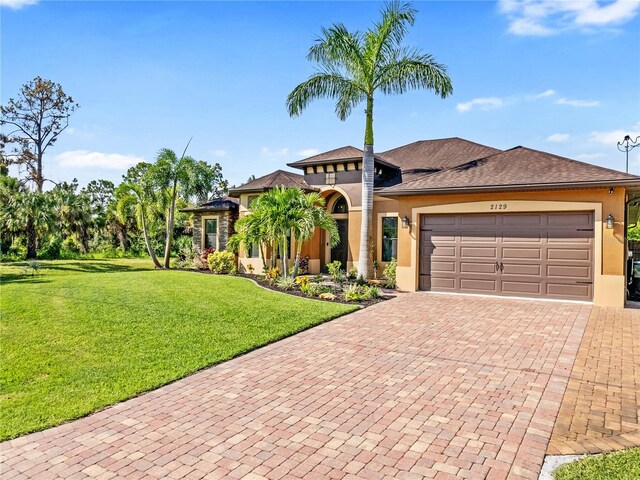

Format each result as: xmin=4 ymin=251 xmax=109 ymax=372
xmin=116 ymin=166 xmax=163 ymax=268
xmin=0 ymin=77 xmax=79 ymax=192
xmin=51 ymin=180 xmax=93 ymax=254
xmin=2 ymin=189 xmax=55 ymax=259
xmin=287 ymin=1 xmax=452 ymax=277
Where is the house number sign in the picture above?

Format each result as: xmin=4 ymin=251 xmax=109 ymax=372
xmin=490 ymin=203 xmax=508 ymax=210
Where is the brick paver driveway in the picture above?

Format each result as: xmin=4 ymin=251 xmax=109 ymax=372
xmin=1 ymin=294 xmax=591 ymax=480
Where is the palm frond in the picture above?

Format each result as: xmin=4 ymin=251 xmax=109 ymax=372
xmin=374 ymin=48 xmax=453 ymax=98
xmin=286 ymin=72 xmax=365 ymax=119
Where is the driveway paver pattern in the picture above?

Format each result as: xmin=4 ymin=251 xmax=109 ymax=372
xmin=547 ymin=305 xmax=640 ymax=455
xmin=1 ymin=294 xmax=591 ymax=480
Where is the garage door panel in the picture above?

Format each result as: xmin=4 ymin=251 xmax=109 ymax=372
xmin=501 ymin=214 xmax=544 ymax=226
xmin=501 ymin=263 xmax=541 ymax=276
xmin=460 ymin=278 xmax=497 ymax=291
xmin=548 ymin=212 xmax=592 ymax=227
xmin=460 ymin=262 xmax=498 ymax=274
xmin=461 ymin=233 xmax=498 ymax=243
xmin=432 ymin=245 xmax=456 ymax=257
xmin=547 ymin=265 xmax=591 ymax=279
xmin=461 ymin=215 xmax=497 ymax=226
xmin=501 ymin=280 xmax=542 ymax=295
xmin=502 ymin=247 xmax=542 ymax=260
xmin=461 ymin=247 xmax=497 ymax=258
xmin=423 ymin=216 xmax=456 ymax=227
xmin=431 ymin=261 xmax=456 ymax=273
xmin=420 ymin=212 xmax=593 ymax=301
xmin=430 ymin=277 xmax=456 ymax=290
xmin=547 ymin=248 xmax=591 ymax=261
xmin=547 ymin=283 xmax=592 ymax=298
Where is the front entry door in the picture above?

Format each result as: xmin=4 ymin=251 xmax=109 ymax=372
xmin=331 ymin=219 xmax=348 ymax=267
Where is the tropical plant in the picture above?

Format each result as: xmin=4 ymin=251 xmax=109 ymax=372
xmin=343 ymin=284 xmax=369 ymax=302
xmin=115 ymin=165 xmax=163 ymax=268
xmin=347 ymin=266 xmax=358 ymax=279
xmin=287 ymin=1 xmax=452 ymax=278
xmin=153 ymin=146 xmax=227 ymax=269
xmin=326 ymin=260 xmax=343 ymax=282
xmin=276 ymin=277 xmax=296 ymax=291
xmin=207 ymin=250 xmax=236 ymax=274
xmin=383 ymin=257 xmax=397 ymax=288
xmin=1 ymin=189 xmax=55 ymax=259
xmin=229 ymin=187 xmax=338 ymax=279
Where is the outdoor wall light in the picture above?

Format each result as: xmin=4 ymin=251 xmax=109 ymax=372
xmin=401 ymin=215 xmax=410 ymax=229
xmin=606 ymin=213 xmax=615 ymax=229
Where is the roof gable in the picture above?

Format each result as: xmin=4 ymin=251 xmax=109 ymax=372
xmin=228 ymin=169 xmax=317 ymax=196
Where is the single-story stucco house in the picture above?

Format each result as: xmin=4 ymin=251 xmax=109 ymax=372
xmin=184 ymin=137 xmax=639 ymax=308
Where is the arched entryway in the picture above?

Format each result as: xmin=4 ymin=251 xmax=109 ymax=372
xmin=327 ymin=193 xmax=349 ymax=268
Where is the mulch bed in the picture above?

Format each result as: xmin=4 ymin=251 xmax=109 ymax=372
xmin=191 ymin=269 xmax=394 ymax=307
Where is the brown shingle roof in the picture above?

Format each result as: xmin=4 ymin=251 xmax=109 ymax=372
xmin=227 ymin=169 xmax=317 ymax=197
xmin=377 ymin=146 xmax=640 ymax=194
xmin=378 ymin=137 xmax=501 ymax=171
xmin=288 ymin=146 xmax=396 ymax=169
xmin=180 ymin=197 xmax=239 ymax=213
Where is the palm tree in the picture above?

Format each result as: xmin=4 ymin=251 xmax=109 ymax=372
xmin=286 ymin=1 xmax=453 ymax=277
xmin=289 ymin=192 xmax=339 ymax=277
xmin=116 ymin=180 xmax=163 ymax=268
xmin=229 ymin=187 xmax=339 ymax=278
xmin=2 ymin=189 xmax=55 ymax=259
xmin=154 ymin=146 xmax=227 ymax=269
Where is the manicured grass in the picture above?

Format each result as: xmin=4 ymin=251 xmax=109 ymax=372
xmin=0 ymin=259 xmax=356 ymax=441
xmin=553 ymin=448 xmax=640 ymax=480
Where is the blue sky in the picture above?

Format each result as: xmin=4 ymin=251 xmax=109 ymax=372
xmin=2 ymin=0 xmax=639 ymax=188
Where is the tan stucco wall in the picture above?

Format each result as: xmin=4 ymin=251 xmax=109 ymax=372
xmin=381 ymin=187 xmax=625 ymax=307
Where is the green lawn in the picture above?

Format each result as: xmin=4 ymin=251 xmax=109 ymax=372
xmin=554 ymin=448 xmax=640 ymax=480
xmin=0 ymin=259 xmax=356 ymax=441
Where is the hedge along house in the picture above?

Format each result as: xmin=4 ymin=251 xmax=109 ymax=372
xmin=195 ymin=137 xmax=638 ymax=307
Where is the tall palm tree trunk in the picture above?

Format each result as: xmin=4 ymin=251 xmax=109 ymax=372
xmin=163 ymin=180 xmax=178 ymax=268
xmin=357 ymin=96 xmax=374 ymax=278
xmin=141 ymin=211 xmax=162 ymax=268
xmin=26 ymin=217 xmax=37 ymax=259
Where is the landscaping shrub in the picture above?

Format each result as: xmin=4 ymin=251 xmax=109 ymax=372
xmin=196 ymin=247 xmax=215 ymax=270
xmin=383 ymin=258 xmax=397 ymax=289
xmin=367 ymin=285 xmax=380 ymax=299
xmin=295 ymin=275 xmax=310 ymax=286
xmin=38 ymin=236 xmax=62 ymax=260
xmin=326 ymin=261 xmax=343 ymax=282
xmin=298 ymin=256 xmax=310 ymax=275
xmin=276 ymin=277 xmax=296 ymax=291
xmin=267 ymin=267 xmax=281 ymax=283
xmin=347 ymin=266 xmax=358 ymax=280
xmin=343 ymin=284 xmax=369 ymax=302
xmin=305 ymin=283 xmax=333 ymax=297
xmin=207 ymin=250 xmax=237 ymax=274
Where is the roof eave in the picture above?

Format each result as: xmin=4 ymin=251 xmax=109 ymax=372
xmin=375 ymin=178 xmax=640 ymax=197
xmin=288 ymin=157 xmax=399 ymax=170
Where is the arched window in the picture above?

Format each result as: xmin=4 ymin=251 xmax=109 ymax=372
xmin=332 ymin=196 xmax=348 ymax=214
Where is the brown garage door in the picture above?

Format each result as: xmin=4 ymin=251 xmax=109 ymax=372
xmin=419 ymin=212 xmax=594 ymax=301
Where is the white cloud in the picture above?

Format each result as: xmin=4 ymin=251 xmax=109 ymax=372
xmin=456 ymin=97 xmax=504 ymax=113
xmin=546 ymin=133 xmax=570 ymax=142
xmin=56 ymin=150 xmax=144 ymax=170
xmin=589 ymin=123 xmax=640 ymax=149
xmin=535 ymin=89 xmax=556 ymax=98
xmin=211 ymin=149 xmax=227 ymax=158
xmin=556 ymin=97 xmax=600 ymax=107
xmin=498 ymin=0 xmax=640 ymax=36
xmin=261 ymin=147 xmax=289 ymax=157
xmin=298 ymin=148 xmax=320 ymax=157
xmin=0 ymin=0 xmax=38 ymax=9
